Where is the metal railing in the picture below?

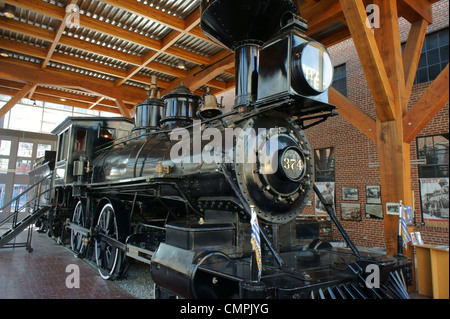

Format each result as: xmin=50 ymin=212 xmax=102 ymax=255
xmin=0 ymin=171 xmax=53 ymax=251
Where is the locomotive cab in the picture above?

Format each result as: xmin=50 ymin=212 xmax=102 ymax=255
xmin=51 ymin=117 xmax=134 ymax=186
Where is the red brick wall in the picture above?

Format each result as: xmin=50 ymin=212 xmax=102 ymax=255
xmin=217 ymin=0 xmax=449 ymax=249
xmin=301 ymin=0 xmax=449 ymax=248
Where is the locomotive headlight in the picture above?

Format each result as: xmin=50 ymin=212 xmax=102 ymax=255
xmin=292 ymin=41 xmax=333 ymax=95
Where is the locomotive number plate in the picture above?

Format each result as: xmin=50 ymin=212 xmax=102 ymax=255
xmin=280 ymin=147 xmax=305 ymax=181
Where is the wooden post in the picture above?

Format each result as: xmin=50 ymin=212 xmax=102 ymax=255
xmin=340 ymin=0 xmax=412 ymax=255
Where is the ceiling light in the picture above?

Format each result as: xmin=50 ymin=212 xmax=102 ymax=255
xmin=3 ymin=4 xmax=16 ymax=19
xmin=177 ymin=59 xmax=186 ymax=70
xmin=0 ymin=50 xmax=9 ymax=58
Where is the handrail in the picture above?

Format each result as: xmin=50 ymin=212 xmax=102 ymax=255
xmin=0 ymin=171 xmax=53 ymax=214
xmin=0 ymin=171 xmax=53 ymax=227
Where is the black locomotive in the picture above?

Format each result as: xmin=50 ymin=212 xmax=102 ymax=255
xmin=31 ymin=0 xmax=412 ymax=299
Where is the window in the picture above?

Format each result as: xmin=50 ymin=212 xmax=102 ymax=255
xmin=75 ymin=129 xmax=87 ymax=151
xmin=12 ymin=184 xmax=27 ymax=212
xmin=409 ymin=28 xmax=449 ymax=85
xmin=58 ymin=130 xmax=69 ymax=161
xmin=314 ymin=147 xmax=335 ymax=182
xmin=17 ymin=142 xmax=33 ymax=157
xmin=332 ymin=64 xmax=347 ymax=97
xmin=0 ymin=140 xmax=11 ymax=156
xmin=417 ymin=133 xmax=449 ymax=178
xmin=0 ymin=159 xmax=9 ymax=174
xmin=0 ymin=184 xmax=5 ymax=207
xmin=15 ymin=159 xmax=32 ymax=175
xmin=37 ymin=144 xmax=52 ymax=158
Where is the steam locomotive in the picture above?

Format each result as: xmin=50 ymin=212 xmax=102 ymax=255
xmin=32 ymin=0 xmax=412 ymax=299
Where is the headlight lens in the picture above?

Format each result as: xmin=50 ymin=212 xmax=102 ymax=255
xmin=292 ymin=41 xmax=333 ymax=95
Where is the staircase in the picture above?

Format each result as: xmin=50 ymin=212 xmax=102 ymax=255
xmin=0 ymin=171 xmax=53 ymax=251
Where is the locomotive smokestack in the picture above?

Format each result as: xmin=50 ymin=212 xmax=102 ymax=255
xmin=200 ymin=0 xmax=299 ymax=108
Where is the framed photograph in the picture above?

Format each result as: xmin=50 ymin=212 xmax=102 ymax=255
xmin=342 ymin=186 xmax=358 ymax=200
xmin=341 ymin=203 xmax=361 ymax=221
xmin=419 ymin=178 xmax=449 ymax=227
xmin=366 ymin=185 xmax=381 ymax=204
xmin=315 ymin=182 xmax=335 ymax=215
xmin=386 ymin=202 xmax=401 ymax=215
xmin=365 ymin=204 xmax=383 ymax=219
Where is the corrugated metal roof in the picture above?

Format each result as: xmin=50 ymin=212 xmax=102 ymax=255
xmin=0 ymin=29 xmax=50 ymax=49
xmin=0 ymin=0 xmax=235 ymax=114
xmin=55 ymin=43 xmax=131 ymax=70
xmin=174 ymin=34 xmax=223 ymax=57
xmin=138 ymin=0 xmax=200 ymax=19
xmin=64 ymin=26 xmax=150 ymax=56
xmin=153 ymin=52 xmax=196 ymax=71
xmin=78 ymin=0 xmax=172 ymax=40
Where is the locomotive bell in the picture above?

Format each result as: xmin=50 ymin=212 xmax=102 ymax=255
xmin=198 ymin=88 xmax=223 ymax=119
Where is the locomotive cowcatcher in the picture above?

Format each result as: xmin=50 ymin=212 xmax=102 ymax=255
xmin=30 ymin=0 xmax=412 ymax=299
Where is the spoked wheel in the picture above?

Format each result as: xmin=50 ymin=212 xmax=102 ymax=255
xmin=71 ymin=200 xmax=86 ymax=256
xmin=95 ymin=203 xmax=125 ymax=280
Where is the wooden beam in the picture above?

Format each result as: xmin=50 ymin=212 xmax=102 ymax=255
xmin=403 ymin=64 xmax=449 ymax=143
xmin=162 ymin=54 xmax=235 ymax=94
xmin=340 ymin=0 xmax=397 ymax=121
xmin=0 ymin=38 xmax=173 ymax=89
xmin=329 ymin=88 xmax=377 ymax=142
xmin=301 ymin=0 xmax=344 ymax=36
xmin=371 ymin=0 xmax=411 ymax=257
xmin=0 ymin=80 xmax=131 ymax=113
xmin=0 ymin=82 xmax=35 ymax=118
xmin=403 ymin=19 xmax=429 ymax=101
xmin=374 ymin=0 xmax=407 ymax=115
xmin=115 ymin=100 xmax=131 ymax=118
xmin=27 ymin=84 xmax=38 ymax=100
xmin=41 ymin=0 xmax=79 ymax=69
xmin=400 ymin=0 xmax=433 ymax=23
xmin=89 ymin=97 xmax=106 ymax=110
xmin=0 ymin=59 xmax=144 ymax=104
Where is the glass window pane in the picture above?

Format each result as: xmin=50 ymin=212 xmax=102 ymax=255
xmin=417 ymin=68 xmax=428 ymax=83
xmin=0 ymin=159 xmax=9 ymax=174
xmin=15 ymin=159 xmax=32 ymax=175
xmin=438 ymin=28 xmax=449 ymax=45
xmin=17 ymin=142 xmax=33 ymax=157
xmin=0 ymin=140 xmax=11 ymax=156
xmin=37 ymin=144 xmax=52 ymax=158
xmin=426 ymin=32 xmax=438 ymax=50
xmin=8 ymin=104 xmax=43 ymax=133
xmin=440 ymin=45 xmax=449 ymax=62
xmin=418 ymin=53 xmax=427 ymax=68
xmin=428 ymin=64 xmax=441 ymax=81
xmin=12 ymin=185 xmax=27 ymax=212
xmin=0 ymin=184 xmax=5 ymax=207
xmin=427 ymin=49 xmax=440 ymax=65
